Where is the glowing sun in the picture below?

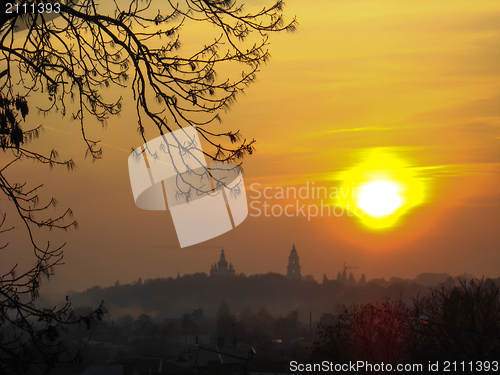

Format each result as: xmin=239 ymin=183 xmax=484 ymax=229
xmin=358 ymin=181 xmax=402 ymax=217
xmin=333 ymin=148 xmax=428 ymax=230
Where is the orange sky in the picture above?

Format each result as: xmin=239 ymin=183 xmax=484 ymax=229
xmin=1 ymin=0 xmax=499 ymax=294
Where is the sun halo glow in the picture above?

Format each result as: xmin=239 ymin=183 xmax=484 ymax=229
xmin=332 ymin=148 xmax=428 ymax=231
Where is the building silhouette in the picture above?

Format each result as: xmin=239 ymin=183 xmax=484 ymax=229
xmin=286 ymin=244 xmax=302 ymax=279
xmin=210 ymin=248 xmax=235 ymax=277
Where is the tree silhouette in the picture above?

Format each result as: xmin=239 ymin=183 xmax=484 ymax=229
xmin=312 ymin=300 xmax=414 ymax=365
xmin=412 ymin=277 xmax=500 ymax=361
xmin=216 ymin=301 xmax=234 ymax=340
xmin=312 ymin=279 xmax=500 ymax=367
xmin=0 ymin=0 xmax=296 ymax=372
xmin=180 ymin=313 xmax=198 ymax=336
xmin=1 ymin=0 xmax=296 ymax=160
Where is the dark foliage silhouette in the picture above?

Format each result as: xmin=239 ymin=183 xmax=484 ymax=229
xmin=312 ymin=278 xmax=500 ymax=371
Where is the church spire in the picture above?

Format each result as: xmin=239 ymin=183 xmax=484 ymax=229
xmin=210 ymin=247 xmax=235 ymax=277
xmin=287 ymin=244 xmax=302 ymax=279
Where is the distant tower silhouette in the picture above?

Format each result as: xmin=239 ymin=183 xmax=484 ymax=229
xmin=287 ymin=244 xmax=302 ymax=279
xmin=210 ymin=248 xmax=235 ymax=277
xmin=340 ymin=262 xmax=358 ymax=284
xmin=348 ymin=272 xmax=356 ymax=286
xmin=359 ymin=274 xmax=366 ymax=285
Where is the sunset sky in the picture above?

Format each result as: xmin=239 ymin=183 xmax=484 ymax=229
xmin=1 ymin=0 xmax=499 ymax=295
